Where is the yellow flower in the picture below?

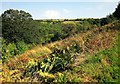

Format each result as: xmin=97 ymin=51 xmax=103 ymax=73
xmin=57 ymin=72 xmax=63 ymax=77
xmin=6 ymin=50 xmax=9 ymax=52
xmin=43 ymin=47 xmax=52 ymax=53
xmin=30 ymin=50 xmax=36 ymax=53
xmin=9 ymin=70 xmax=19 ymax=75
xmin=38 ymin=71 xmax=55 ymax=78
xmin=66 ymin=46 xmax=70 ymax=50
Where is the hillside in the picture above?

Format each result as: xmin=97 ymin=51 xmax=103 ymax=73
xmin=1 ymin=21 xmax=120 ymax=82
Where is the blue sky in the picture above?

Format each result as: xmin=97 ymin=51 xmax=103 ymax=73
xmin=1 ymin=0 xmax=119 ymax=2
xmin=1 ymin=2 xmax=119 ymax=19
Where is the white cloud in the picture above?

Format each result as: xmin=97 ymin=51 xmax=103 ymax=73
xmin=63 ymin=9 xmax=71 ymax=14
xmin=43 ymin=10 xmax=60 ymax=19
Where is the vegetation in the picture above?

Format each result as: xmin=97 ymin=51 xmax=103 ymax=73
xmin=1 ymin=2 xmax=120 ymax=83
xmin=113 ymin=3 xmax=120 ymax=19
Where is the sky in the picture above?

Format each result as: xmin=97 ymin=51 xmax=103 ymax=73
xmin=0 ymin=1 xmax=119 ymax=19
xmin=1 ymin=0 xmax=119 ymax=2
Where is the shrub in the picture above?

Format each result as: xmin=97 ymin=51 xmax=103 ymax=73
xmin=45 ymin=44 xmax=81 ymax=73
xmin=2 ymin=40 xmax=16 ymax=62
xmin=24 ymin=43 xmax=81 ymax=82
xmin=16 ymin=41 xmax=28 ymax=54
xmin=2 ymin=39 xmax=29 ymax=62
xmin=62 ymin=21 xmax=77 ymax=36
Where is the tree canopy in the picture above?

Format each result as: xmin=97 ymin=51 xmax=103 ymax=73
xmin=113 ymin=2 xmax=120 ymax=19
xmin=1 ymin=9 xmax=41 ymax=44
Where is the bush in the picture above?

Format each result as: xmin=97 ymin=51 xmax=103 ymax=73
xmin=62 ymin=21 xmax=77 ymax=36
xmin=24 ymin=43 xmax=81 ymax=82
xmin=2 ymin=40 xmax=16 ymax=62
xmin=16 ymin=41 xmax=28 ymax=54
xmin=44 ymin=44 xmax=81 ymax=73
xmin=2 ymin=39 xmax=29 ymax=62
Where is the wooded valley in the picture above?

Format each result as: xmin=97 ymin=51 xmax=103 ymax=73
xmin=0 ymin=2 xmax=120 ymax=83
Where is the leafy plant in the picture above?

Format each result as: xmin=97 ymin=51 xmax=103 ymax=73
xmin=2 ymin=40 xmax=16 ymax=62
xmin=16 ymin=41 xmax=28 ymax=54
xmin=23 ymin=43 xmax=81 ymax=82
xmin=54 ymin=72 xmax=68 ymax=83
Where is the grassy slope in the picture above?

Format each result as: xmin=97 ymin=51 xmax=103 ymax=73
xmin=1 ymin=21 xmax=120 ymax=82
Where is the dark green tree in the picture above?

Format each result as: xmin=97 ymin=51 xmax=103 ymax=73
xmin=2 ymin=9 xmax=32 ymax=43
xmin=100 ymin=15 xmax=116 ymax=26
xmin=113 ymin=2 xmax=120 ymax=19
xmin=2 ymin=9 xmax=41 ymax=44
